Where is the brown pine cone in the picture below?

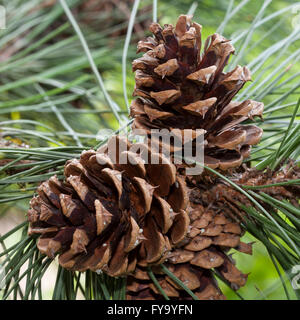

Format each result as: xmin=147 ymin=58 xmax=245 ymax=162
xmin=126 ymin=162 xmax=300 ymax=300
xmin=130 ymin=15 xmax=264 ymax=170
xmin=28 ymin=136 xmax=190 ymax=277
xmin=126 ymin=181 xmax=251 ymax=300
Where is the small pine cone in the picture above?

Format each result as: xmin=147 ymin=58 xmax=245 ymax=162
xmin=28 ymin=136 xmax=190 ymax=277
xmin=127 ymin=164 xmax=300 ymax=300
xmin=126 ymin=179 xmax=253 ymax=300
xmin=126 ymin=196 xmax=251 ymax=300
xmin=130 ymin=15 xmax=264 ymax=170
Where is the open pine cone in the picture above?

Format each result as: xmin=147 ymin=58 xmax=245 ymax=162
xmin=130 ymin=15 xmax=264 ymax=170
xmin=28 ymin=136 xmax=190 ymax=277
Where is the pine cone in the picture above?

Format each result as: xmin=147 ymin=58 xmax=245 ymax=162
xmin=130 ymin=15 xmax=264 ymax=170
xmin=28 ymin=136 xmax=190 ymax=277
xmin=126 ymin=162 xmax=300 ymax=300
xmin=126 ymin=181 xmax=251 ymax=300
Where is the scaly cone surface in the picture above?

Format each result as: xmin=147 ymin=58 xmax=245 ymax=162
xmin=126 ymin=163 xmax=300 ymax=300
xmin=28 ymin=134 xmax=250 ymax=299
xmin=126 ymin=179 xmax=250 ymax=300
xmin=28 ymin=136 xmax=190 ymax=277
xmin=130 ymin=15 xmax=264 ymax=170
